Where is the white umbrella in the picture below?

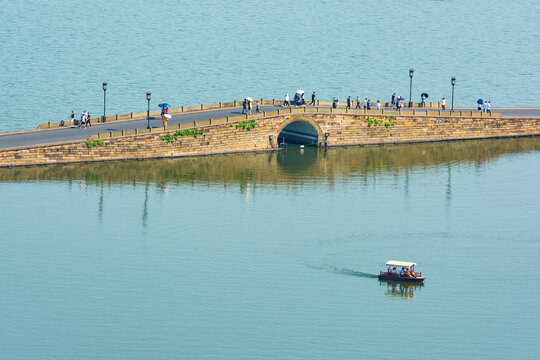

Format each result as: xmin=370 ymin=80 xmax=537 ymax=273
xmin=296 ymin=90 xmax=305 ymax=95
xmin=245 ymin=97 xmax=253 ymax=102
xmin=163 ymin=114 xmax=171 ymax=119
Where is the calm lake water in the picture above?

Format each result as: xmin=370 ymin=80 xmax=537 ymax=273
xmin=1 ymin=138 xmax=540 ymax=359
xmin=1 ymin=0 xmax=539 ymax=131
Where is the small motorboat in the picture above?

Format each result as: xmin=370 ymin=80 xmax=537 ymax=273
xmin=378 ymin=260 xmax=425 ymax=282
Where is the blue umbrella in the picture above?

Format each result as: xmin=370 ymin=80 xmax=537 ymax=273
xmin=158 ymin=103 xmax=170 ymax=108
xmin=477 ymin=99 xmax=484 ymax=105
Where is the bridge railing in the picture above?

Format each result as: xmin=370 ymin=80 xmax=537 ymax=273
xmin=86 ymin=106 xmax=501 ymax=142
xmin=86 ymin=111 xmax=269 ymax=141
xmin=37 ymin=99 xmax=445 ymax=130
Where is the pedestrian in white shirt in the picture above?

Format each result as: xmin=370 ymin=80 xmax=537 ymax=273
xmin=441 ymin=97 xmax=446 ymax=111
xmin=376 ymin=100 xmax=381 ymax=110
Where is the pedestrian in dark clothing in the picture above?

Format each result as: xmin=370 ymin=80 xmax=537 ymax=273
xmin=242 ymin=99 xmax=247 ymax=114
xmin=367 ymin=99 xmax=371 ymax=110
xmin=355 ymin=96 xmax=361 ymax=109
xmin=310 ymin=92 xmax=316 ymax=106
xmin=86 ymin=112 xmax=91 ymax=127
xmin=346 ymin=96 xmax=351 ymax=109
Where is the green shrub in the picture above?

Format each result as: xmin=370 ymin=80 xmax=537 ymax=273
xmin=365 ymin=116 xmax=396 ymax=129
xmin=161 ymin=128 xmax=205 ymax=143
xmin=235 ymin=120 xmax=257 ymax=131
xmin=86 ymin=140 xmax=104 ymax=149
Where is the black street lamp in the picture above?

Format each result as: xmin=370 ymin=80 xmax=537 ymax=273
xmin=102 ymin=82 xmax=108 ymax=123
xmin=146 ymin=91 xmax=152 ymax=129
xmin=451 ymin=77 xmax=456 ymax=111
xmin=409 ymin=69 xmax=414 ymax=107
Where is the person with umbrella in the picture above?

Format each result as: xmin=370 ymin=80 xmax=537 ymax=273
xmin=158 ymin=103 xmax=171 ymax=126
xmin=421 ymin=93 xmax=429 ymax=108
xmin=477 ymin=99 xmax=484 ymax=112
xmin=247 ymin=98 xmax=253 ymax=115
xmin=244 ymin=97 xmax=253 ymax=115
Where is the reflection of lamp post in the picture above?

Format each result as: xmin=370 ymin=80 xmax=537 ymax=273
xmin=409 ymin=69 xmax=414 ymax=107
xmin=102 ymin=82 xmax=107 ymax=123
xmin=451 ymin=77 xmax=456 ymax=111
xmin=146 ymin=91 xmax=152 ymax=129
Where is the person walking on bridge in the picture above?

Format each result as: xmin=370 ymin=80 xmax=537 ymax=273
xmin=356 ymin=96 xmax=361 ymax=109
xmin=347 ymin=96 xmax=351 ymax=109
xmin=441 ymin=97 xmax=446 ymax=111
xmin=85 ymin=112 xmax=91 ymax=127
xmin=284 ymin=93 xmax=290 ymax=107
xmin=242 ymin=99 xmax=247 ymax=114
xmin=310 ymin=92 xmax=316 ymax=106
xmin=79 ymin=111 xmax=86 ymax=128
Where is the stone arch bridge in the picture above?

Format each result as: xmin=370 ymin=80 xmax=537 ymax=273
xmin=1 ymin=106 xmax=540 ymax=167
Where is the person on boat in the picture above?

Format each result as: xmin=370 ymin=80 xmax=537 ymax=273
xmin=405 ymin=268 xmax=411 ymax=277
xmin=400 ymin=268 xmax=405 ymax=277
xmin=410 ymin=269 xmax=416 ymax=278
xmin=392 ymin=267 xmax=397 ymax=276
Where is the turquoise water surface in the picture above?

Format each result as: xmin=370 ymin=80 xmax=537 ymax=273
xmin=1 ymin=139 xmax=540 ymax=359
xmin=0 ymin=0 xmax=539 ymax=131
xmin=1 ymin=0 xmax=540 ymax=358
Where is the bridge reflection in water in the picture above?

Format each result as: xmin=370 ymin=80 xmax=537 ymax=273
xmin=1 ymin=137 xmax=539 ymax=186
xmin=2 ymin=137 xmax=538 ymax=234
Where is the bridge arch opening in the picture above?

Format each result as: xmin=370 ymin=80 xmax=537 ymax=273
xmin=278 ymin=120 xmax=319 ymax=146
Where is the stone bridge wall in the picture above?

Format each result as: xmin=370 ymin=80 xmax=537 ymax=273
xmin=1 ymin=113 xmax=539 ymax=167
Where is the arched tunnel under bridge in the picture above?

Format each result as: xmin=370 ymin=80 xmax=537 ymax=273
xmin=277 ymin=120 xmax=319 ymax=146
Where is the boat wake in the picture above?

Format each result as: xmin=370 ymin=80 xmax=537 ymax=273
xmin=314 ymin=265 xmax=378 ymax=279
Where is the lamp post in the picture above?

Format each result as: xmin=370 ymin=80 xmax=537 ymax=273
xmin=102 ymin=82 xmax=107 ymax=123
xmin=409 ymin=69 xmax=414 ymax=108
xmin=451 ymin=77 xmax=456 ymax=111
xmin=146 ymin=91 xmax=152 ymax=129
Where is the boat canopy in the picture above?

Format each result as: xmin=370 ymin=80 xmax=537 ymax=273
xmin=386 ymin=260 xmax=416 ymax=267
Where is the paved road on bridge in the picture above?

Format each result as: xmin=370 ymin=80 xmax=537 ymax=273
xmin=0 ymin=106 xmax=538 ymax=150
